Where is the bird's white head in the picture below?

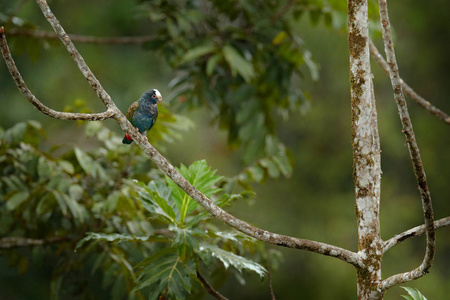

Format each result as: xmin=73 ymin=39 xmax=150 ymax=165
xmin=153 ymin=89 xmax=162 ymax=103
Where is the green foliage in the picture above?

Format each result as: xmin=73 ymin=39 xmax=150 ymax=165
xmin=1 ymin=121 xmax=281 ymax=299
xmin=137 ymin=0 xmax=328 ymax=182
xmin=401 ymin=287 xmax=429 ymax=300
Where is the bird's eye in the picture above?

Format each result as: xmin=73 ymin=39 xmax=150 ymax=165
xmin=152 ymin=95 xmax=157 ymax=98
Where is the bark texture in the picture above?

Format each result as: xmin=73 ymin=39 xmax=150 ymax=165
xmin=348 ymin=0 xmax=383 ymax=299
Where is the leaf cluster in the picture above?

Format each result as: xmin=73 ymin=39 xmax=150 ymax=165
xmin=0 ymin=121 xmax=281 ymax=299
xmin=138 ymin=0 xmax=325 ymax=180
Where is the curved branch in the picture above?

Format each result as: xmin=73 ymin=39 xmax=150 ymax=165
xmin=8 ymin=28 xmax=153 ymax=45
xmin=0 ymin=28 xmax=114 ymax=121
xmin=369 ymin=40 xmax=450 ymax=124
xmin=377 ymin=0 xmax=435 ymax=292
xmin=0 ymin=0 xmax=366 ymax=267
xmin=383 ymin=216 xmax=450 ymax=253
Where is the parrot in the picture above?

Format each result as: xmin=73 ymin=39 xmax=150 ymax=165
xmin=122 ymin=89 xmax=162 ymax=144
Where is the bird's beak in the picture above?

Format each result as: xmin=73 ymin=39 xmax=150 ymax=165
xmin=157 ymin=96 xmax=162 ymax=104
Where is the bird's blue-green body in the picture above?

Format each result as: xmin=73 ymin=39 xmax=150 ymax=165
xmin=122 ymin=89 xmax=162 ymax=144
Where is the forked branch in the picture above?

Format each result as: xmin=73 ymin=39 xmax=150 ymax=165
xmin=369 ymin=40 xmax=450 ymax=124
xmin=377 ymin=0 xmax=436 ymax=291
xmin=383 ymin=216 xmax=450 ymax=253
xmin=0 ymin=1 xmax=361 ymax=268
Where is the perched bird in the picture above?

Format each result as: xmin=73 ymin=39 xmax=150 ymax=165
xmin=122 ymin=89 xmax=162 ymax=144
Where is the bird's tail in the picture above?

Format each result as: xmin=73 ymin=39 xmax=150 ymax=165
xmin=122 ymin=133 xmax=133 ymax=144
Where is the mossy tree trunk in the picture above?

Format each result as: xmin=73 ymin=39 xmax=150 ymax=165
xmin=348 ymin=0 xmax=384 ymax=299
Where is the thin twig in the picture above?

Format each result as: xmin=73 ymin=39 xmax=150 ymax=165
xmin=0 ymin=27 xmax=114 ymax=120
xmin=369 ymin=40 xmax=450 ymax=124
xmin=268 ymin=267 xmax=276 ymax=300
xmin=0 ymin=236 xmax=68 ymax=249
xmin=377 ymin=0 xmax=435 ymax=292
xmin=1 ymin=1 xmax=365 ymax=268
xmin=383 ymin=216 xmax=450 ymax=253
xmin=196 ymin=270 xmax=229 ymax=300
xmin=8 ymin=28 xmax=153 ymax=45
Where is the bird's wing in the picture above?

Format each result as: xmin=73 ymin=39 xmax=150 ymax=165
xmin=126 ymin=101 xmax=139 ymax=121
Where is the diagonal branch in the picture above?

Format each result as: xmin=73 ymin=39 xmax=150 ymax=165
xmin=369 ymin=40 xmax=450 ymax=124
xmin=383 ymin=216 xmax=450 ymax=253
xmin=35 ymin=0 xmax=115 ymax=109
xmin=196 ymin=270 xmax=229 ymax=300
xmin=377 ymin=0 xmax=436 ymax=292
xmin=0 ymin=0 xmax=363 ymax=267
xmin=0 ymin=27 xmax=114 ymax=121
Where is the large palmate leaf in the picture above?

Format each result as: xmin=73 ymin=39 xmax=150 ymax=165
xmin=166 ymin=160 xmax=223 ymax=223
xmin=133 ymin=249 xmax=196 ymax=300
xmin=138 ymin=180 xmax=178 ymax=224
xmin=198 ymin=243 xmax=267 ymax=278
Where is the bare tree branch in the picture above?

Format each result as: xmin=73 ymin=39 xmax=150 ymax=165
xmin=8 ymin=28 xmax=154 ymax=45
xmin=0 ymin=27 xmax=114 ymax=121
xmin=196 ymin=270 xmax=229 ymax=300
xmin=376 ymin=0 xmax=436 ymax=292
xmin=1 ymin=0 xmax=364 ymax=267
xmin=0 ymin=236 xmax=68 ymax=249
xmin=383 ymin=216 xmax=450 ymax=253
xmin=369 ymin=40 xmax=450 ymax=124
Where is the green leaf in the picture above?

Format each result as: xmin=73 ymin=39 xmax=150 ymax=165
xmin=76 ymin=232 xmax=150 ymax=250
xmin=199 ymin=243 xmax=267 ymax=277
xmin=259 ymin=158 xmax=280 ymax=178
xmin=171 ymin=227 xmax=200 ymax=263
xmin=58 ymin=160 xmax=74 ymax=174
xmin=6 ymin=191 xmax=29 ymax=210
xmin=166 ymin=160 xmax=223 ymax=223
xmin=74 ymin=147 xmax=108 ymax=180
xmin=223 ymin=45 xmax=255 ymax=82
xmin=400 ymin=287 xmax=428 ymax=300
xmin=181 ymin=43 xmax=216 ymax=63
xmin=206 ymin=53 xmax=222 ymax=76
xmin=138 ymin=181 xmax=177 ymax=224
xmin=134 ymin=249 xmax=195 ymax=300
xmin=245 ymin=165 xmax=265 ymax=183
xmin=53 ymin=191 xmax=85 ymax=223
xmin=74 ymin=147 xmax=94 ymax=174
xmin=85 ymin=121 xmax=103 ymax=137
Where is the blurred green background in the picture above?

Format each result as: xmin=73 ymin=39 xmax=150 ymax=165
xmin=1 ymin=0 xmax=449 ymax=299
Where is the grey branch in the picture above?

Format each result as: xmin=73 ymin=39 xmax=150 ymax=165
xmin=369 ymin=40 xmax=450 ymax=124
xmin=1 ymin=0 xmax=364 ymax=267
xmin=35 ymin=0 xmax=114 ymax=109
xmin=383 ymin=216 xmax=450 ymax=253
xmin=0 ymin=27 xmax=114 ymax=121
xmin=0 ymin=236 xmax=67 ymax=249
xmin=377 ymin=0 xmax=436 ymax=292
xmin=8 ymin=28 xmax=153 ymax=45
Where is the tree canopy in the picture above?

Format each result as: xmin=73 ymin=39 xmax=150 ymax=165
xmin=0 ymin=0 xmax=449 ymax=299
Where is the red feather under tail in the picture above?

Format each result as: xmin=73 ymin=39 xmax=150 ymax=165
xmin=125 ymin=133 xmax=132 ymax=141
